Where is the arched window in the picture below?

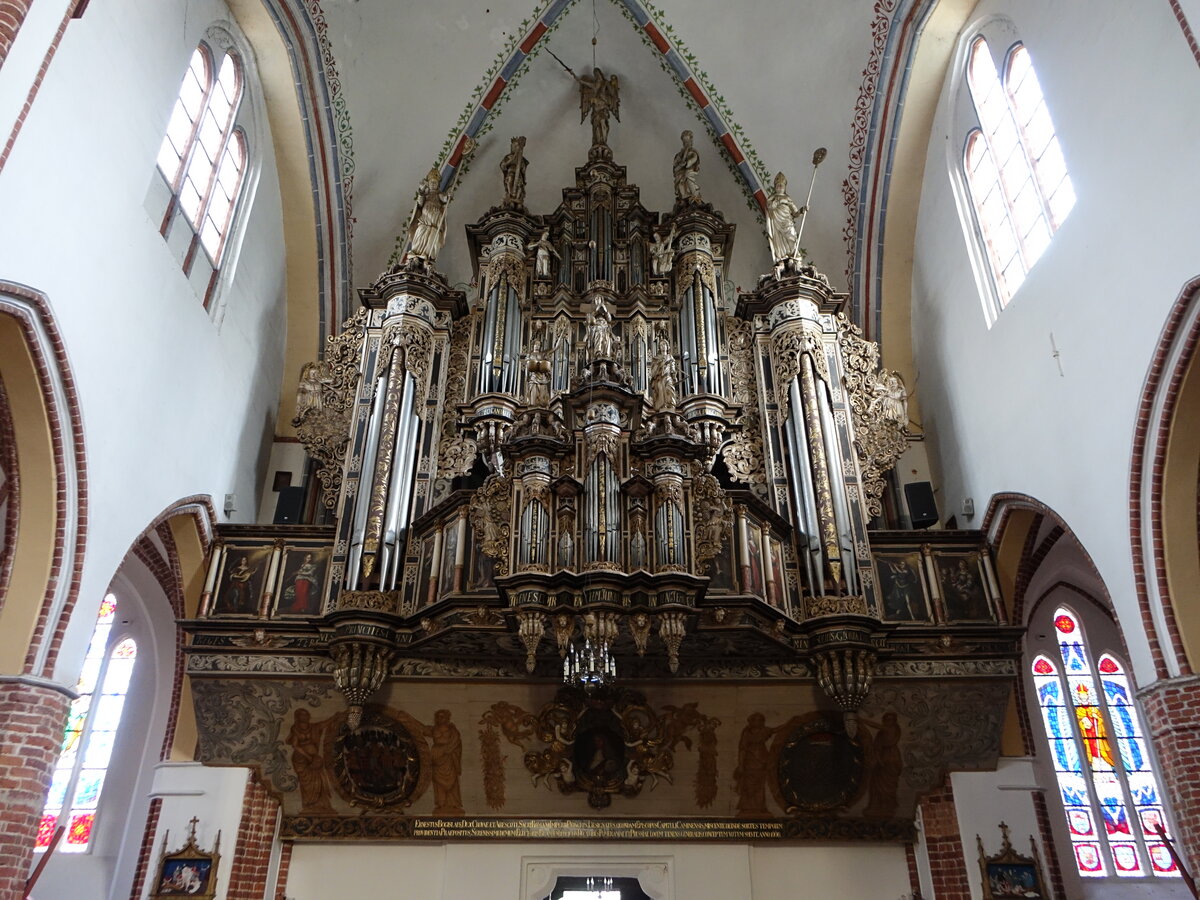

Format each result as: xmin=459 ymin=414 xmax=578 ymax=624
xmin=1031 ymin=607 xmax=1177 ymax=878
xmin=36 ymin=594 xmax=138 ymax=853
xmin=964 ymin=38 xmax=1074 ymax=314
xmin=155 ymin=43 xmax=248 ymax=308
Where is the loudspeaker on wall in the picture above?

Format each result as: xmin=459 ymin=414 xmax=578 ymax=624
xmin=904 ymin=481 xmax=939 ymax=529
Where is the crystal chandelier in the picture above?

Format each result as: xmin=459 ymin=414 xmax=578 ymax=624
xmin=563 ymin=635 xmax=615 ymax=691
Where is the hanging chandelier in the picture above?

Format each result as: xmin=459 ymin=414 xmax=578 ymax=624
xmin=563 ymin=611 xmax=618 ymax=691
xmin=563 ymin=635 xmax=616 ymax=690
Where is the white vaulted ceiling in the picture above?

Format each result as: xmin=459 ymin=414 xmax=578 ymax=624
xmin=317 ymin=0 xmax=879 ymax=294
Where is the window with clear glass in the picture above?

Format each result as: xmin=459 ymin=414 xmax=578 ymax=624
xmin=1031 ymin=607 xmax=1178 ymax=878
xmin=964 ymin=38 xmax=1074 ymax=311
xmin=36 ymin=594 xmax=137 ymax=853
xmin=155 ymin=44 xmax=248 ymax=306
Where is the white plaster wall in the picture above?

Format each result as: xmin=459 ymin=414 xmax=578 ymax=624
xmin=286 ymin=840 xmax=911 ymax=900
xmin=909 ymin=1 xmax=1200 ymax=682
xmin=0 ymin=0 xmax=288 ymax=672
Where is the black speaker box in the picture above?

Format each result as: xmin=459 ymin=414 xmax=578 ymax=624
xmin=904 ymin=481 xmax=939 ymax=529
xmin=273 ymin=485 xmax=305 ymax=524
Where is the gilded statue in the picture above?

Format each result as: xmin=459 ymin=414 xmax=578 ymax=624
xmin=500 ymin=136 xmax=528 ymax=207
xmin=525 ymin=323 xmax=552 ymax=407
xmin=585 ymin=297 xmax=618 ymax=361
xmin=579 ymin=67 xmax=620 ymax=148
xmin=648 ymin=224 xmax=676 ymax=276
xmin=673 ymin=130 xmax=701 ymax=203
xmin=527 ymin=229 xmax=560 ymax=278
xmin=870 ymin=370 xmax=908 ymax=427
xmin=648 ymin=331 xmax=679 ymax=411
xmin=765 ymin=171 xmax=804 ymax=267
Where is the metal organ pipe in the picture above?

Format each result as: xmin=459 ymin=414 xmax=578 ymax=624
xmin=380 ymin=372 xmax=418 ymax=590
xmin=786 ymin=376 xmax=822 ymax=593
xmin=346 ymin=371 xmax=389 ymax=590
xmin=815 ymin=373 xmax=857 ymax=594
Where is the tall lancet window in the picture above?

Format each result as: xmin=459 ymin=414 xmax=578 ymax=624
xmin=964 ymin=38 xmax=1074 ymax=313
xmin=1031 ymin=608 xmax=1177 ymax=878
xmin=36 ymin=595 xmax=137 ymax=853
xmin=155 ymin=43 xmax=248 ymax=307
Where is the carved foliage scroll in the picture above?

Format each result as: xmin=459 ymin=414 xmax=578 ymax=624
xmin=437 ymin=312 xmax=479 ymax=479
xmin=691 ymin=472 xmax=733 ymax=573
xmin=721 ymin=318 xmax=767 ymax=495
xmin=294 ymin=309 xmax=368 ymax=509
xmin=836 ymin=314 xmax=908 ymax=518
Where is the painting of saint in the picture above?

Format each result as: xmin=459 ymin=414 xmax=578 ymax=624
xmin=438 ymin=522 xmax=459 ymax=596
xmin=467 ymin=526 xmax=495 ymax=591
xmin=937 ymin=554 xmax=993 ymax=621
xmin=213 ymin=547 xmax=270 ymax=615
xmin=767 ymin=538 xmax=786 ymax=609
xmin=744 ymin=521 xmax=764 ymax=598
xmin=417 ymin=533 xmax=436 ymax=605
xmin=156 ymin=858 xmax=213 ymax=895
xmin=875 ymin=552 xmax=929 ymax=621
xmin=275 ymin=547 xmax=329 ymax=616
xmin=707 ymin=536 xmax=737 ymax=593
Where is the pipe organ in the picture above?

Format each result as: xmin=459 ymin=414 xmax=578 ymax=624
xmin=291 ymin=135 xmax=924 ymax=719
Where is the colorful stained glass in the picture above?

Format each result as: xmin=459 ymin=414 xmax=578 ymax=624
xmin=1068 ymin=809 xmax=1094 ymax=836
xmin=35 ymin=596 xmax=137 ymax=854
xmin=1034 ymin=607 xmax=1180 ymax=879
xmin=1075 ymin=842 xmax=1104 ymax=875
xmin=65 ymin=812 xmax=93 ymax=847
xmin=1111 ymin=842 xmax=1143 ymax=875
xmin=35 ymin=815 xmax=57 ymax=848
xmin=1139 ymin=808 xmax=1165 ymax=838
xmin=1149 ymin=844 xmax=1178 ymax=873
xmin=1128 ymin=773 xmax=1159 ymax=806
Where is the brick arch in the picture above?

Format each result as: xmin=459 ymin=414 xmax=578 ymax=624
xmin=0 ymin=281 xmax=86 ymax=679
xmin=1130 ymin=275 xmax=1200 ymax=681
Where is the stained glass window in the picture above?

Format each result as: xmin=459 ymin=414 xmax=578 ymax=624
xmin=964 ymin=38 xmax=1074 ymax=312
xmin=1032 ymin=607 xmax=1178 ymax=878
xmin=36 ymin=595 xmax=137 ymax=853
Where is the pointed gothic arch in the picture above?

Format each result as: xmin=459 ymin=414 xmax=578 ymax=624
xmin=0 ymin=281 xmax=86 ymax=678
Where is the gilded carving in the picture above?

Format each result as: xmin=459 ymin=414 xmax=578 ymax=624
xmin=293 ymin=309 xmax=368 ymax=509
xmin=721 ymin=319 xmax=768 ymax=494
xmin=437 ymin=312 xmax=479 ymax=479
xmin=770 ymin=324 xmax=829 ymax=421
xmin=691 ymin=473 xmax=733 ymax=573
xmin=837 ymin=314 xmax=908 ymax=519
xmin=468 ymin=474 xmax=512 ymax=576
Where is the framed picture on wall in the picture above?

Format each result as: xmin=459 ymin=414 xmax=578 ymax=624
xmin=151 ymin=818 xmax=220 ymax=900
xmin=977 ymin=823 xmax=1047 ymax=900
xmin=272 ymin=545 xmax=331 ymax=617
xmin=210 ymin=545 xmax=271 ymax=616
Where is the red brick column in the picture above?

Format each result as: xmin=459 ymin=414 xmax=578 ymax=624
xmin=274 ymin=842 xmax=293 ymax=900
xmin=1140 ymin=675 xmax=1200 ymax=874
xmin=0 ymin=678 xmax=70 ymax=900
xmin=919 ymin=778 xmax=972 ymax=900
xmin=0 ymin=1 xmax=33 ymax=68
xmin=226 ymin=774 xmax=280 ymax=900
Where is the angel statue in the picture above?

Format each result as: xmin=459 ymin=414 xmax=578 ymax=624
xmin=765 ymin=171 xmax=804 ymax=268
xmin=579 ymin=67 xmax=620 ymax=149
